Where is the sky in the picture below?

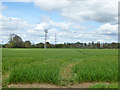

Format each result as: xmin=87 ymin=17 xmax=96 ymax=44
xmin=0 ymin=0 xmax=119 ymax=44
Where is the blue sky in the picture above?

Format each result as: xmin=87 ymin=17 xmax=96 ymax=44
xmin=2 ymin=2 xmax=103 ymax=29
xmin=0 ymin=1 xmax=118 ymax=44
xmin=2 ymin=2 xmax=65 ymax=24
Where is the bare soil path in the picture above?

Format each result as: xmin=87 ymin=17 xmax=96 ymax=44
xmin=8 ymin=82 xmax=111 ymax=88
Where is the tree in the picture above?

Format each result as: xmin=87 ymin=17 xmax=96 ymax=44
xmin=88 ymin=42 xmax=92 ymax=48
xmin=31 ymin=44 xmax=35 ymax=48
xmin=4 ymin=44 xmax=9 ymax=48
xmin=84 ymin=43 xmax=87 ymax=48
xmin=9 ymin=34 xmax=23 ymax=48
xmin=0 ymin=44 xmax=1 ymax=48
xmin=35 ymin=43 xmax=44 ymax=48
xmin=97 ymin=42 xmax=100 ymax=49
xmin=46 ymin=42 xmax=52 ymax=48
xmin=24 ymin=41 xmax=31 ymax=48
xmin=92 ymin=41 xmax=95 ymax=48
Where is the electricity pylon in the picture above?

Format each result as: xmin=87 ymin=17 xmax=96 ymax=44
xmin=44 ymin=29 xmax=48 ymax=49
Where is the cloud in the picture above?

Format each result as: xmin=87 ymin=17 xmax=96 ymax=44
xmin=35 ymin=22 xmax=50 ymax=30
xmin=40 ymin=15 xmax=51 ymax=22
xmin=0 ymin=15 xmax=30 ymax=32
xmin=1 ymin=0 xmax=118 ymax=44
xmin=33 ymin=0 xmax=118 ymax=23
xmin=1 ymin=0 xmax=118 ymax=23
xmin=50 ymin=21 xmax=71 ymax=30
xmin=0 ymin=2 xmax=7 ymax=11
xmin=0 ymin=15 xmax=34 ymax=43
xmin=61 ymin=0 xmax=118 ymax=23
xmin=34 ymin=17 xmax=72 ymax=31
xmin=56 ymin=23 xmax=118 ymax=43
xmin=90 ymin=23 xmax=118 ymax=42
xmin=96 ymin=23 xmax=118 ymax=36
xmin=1 ymin=0 xmax=34 ymax=2
xmin=34 ymin=0 xmax=71 ymax=11
xmin=1 ymin=14 xmax=118 ymax=44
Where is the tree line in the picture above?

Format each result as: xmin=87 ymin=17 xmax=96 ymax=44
xmin=1 ymin=34 xmax=120 ymax=49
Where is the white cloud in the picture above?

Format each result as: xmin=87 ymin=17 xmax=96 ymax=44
xmin=96 ymin=23 xmax=118 ymax=35
xmin=55 ymin=23 xmax=118 ymax=43
xmin=0 ymin=15 xmax=34 ymax=43
xmin=61 ymin=0 xmax=118 ymax=23
xmin=40 ymin=15 xmax=51 ymax=22
xmin=1 ymin=14 xmax=118 ymax=44
xmin=1 ymin=0 xmax=34 ymax=2
xmin=33 ymin=0 xmax=118 ymax=23
xmin=0 ymin=15 xmax=30 ymax=32
xmin=35 ymin=22 xmax=50 ymax=30
xmin=1 ymin=0 xmax=119 ymax=44
xmin=50 ymin=21 xmax=71 ymax=30
xmin=0 ymin=2 xmax=7 ymax=11
xmin=34 ymin=0 xmax=71 ymax=11
xmin=1 ymin=0 xmax=118 ymax=23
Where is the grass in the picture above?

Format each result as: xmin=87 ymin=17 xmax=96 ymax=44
xmin=2 ymin=48 xmax=118 ymax=88
xmin=89 ymin=83 xmax=118 ymax=88
xmin=9 ymin=62 xmax=60 ymax=84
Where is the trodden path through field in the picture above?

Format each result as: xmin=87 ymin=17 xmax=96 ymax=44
xmin=59 ymin=63 xmax=75 ymax=86
xmin=8 ymin=83 xmax=94 ymax=88
xmin=7 ymin=82 xmax=114 ymax=88
xmin=3 ymin=62 xmax=118 ymax=88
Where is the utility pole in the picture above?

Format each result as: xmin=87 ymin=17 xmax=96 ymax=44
xmin=44 ymin=29 xmax=48 ymax=49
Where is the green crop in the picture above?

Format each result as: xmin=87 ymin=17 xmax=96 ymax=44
xmin=2 ymin=48 xmax=118 ymax=87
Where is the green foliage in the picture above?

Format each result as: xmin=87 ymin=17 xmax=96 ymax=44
xmin=24 ymin=41 xmax=31 ymax=48
xmin=9 ymin=63 xmax=60 ymax=84
xmin=72 ymin=57 xmax=118 ymax=82
xmin=9 ymin=35 xmax=24 ymax=48
xmin=89 ymin=83 xmax=118 ymax=88
xmin=2 ymin=49 xmax=118 ymax=87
